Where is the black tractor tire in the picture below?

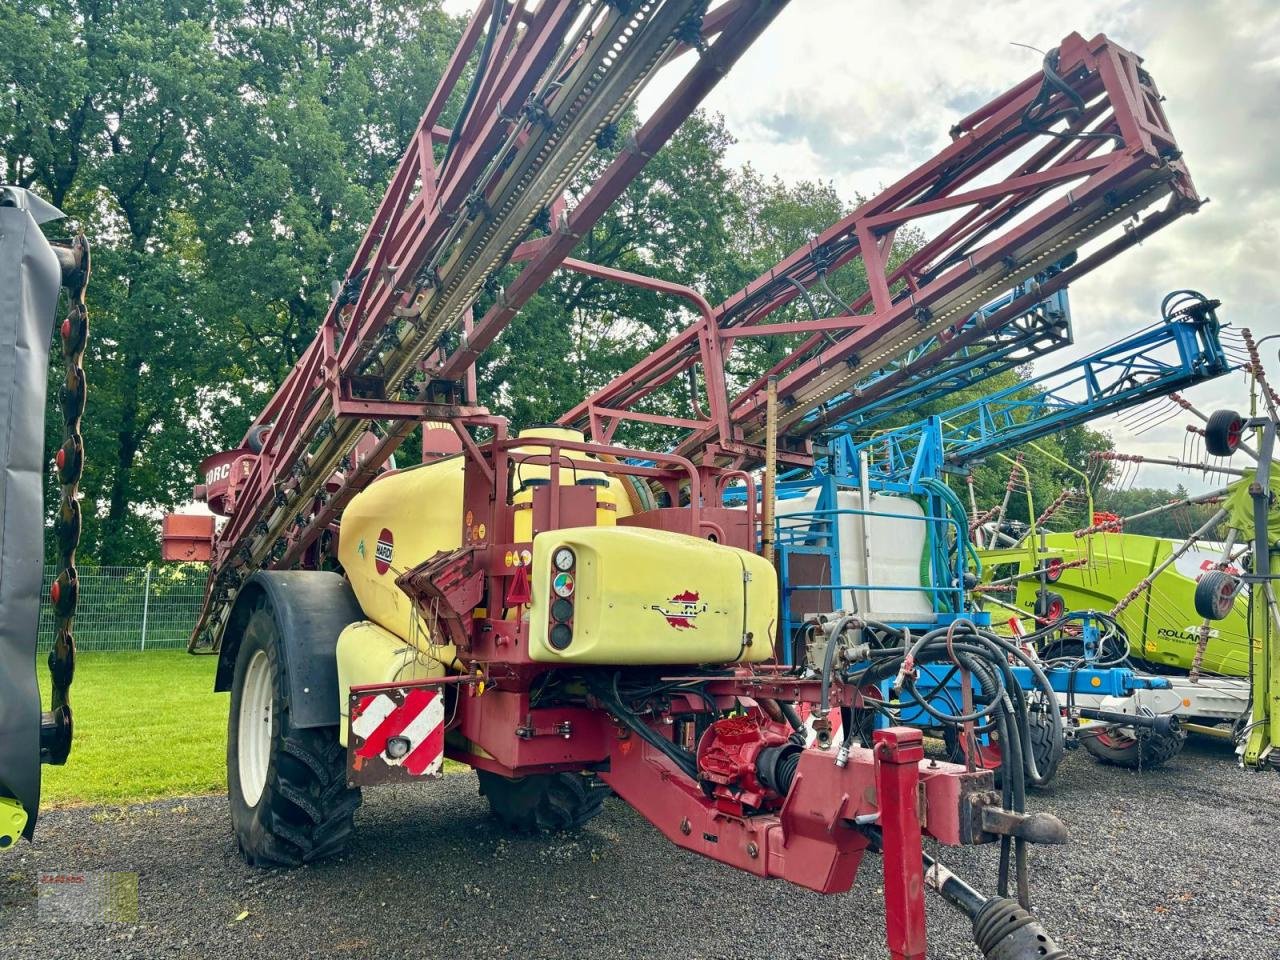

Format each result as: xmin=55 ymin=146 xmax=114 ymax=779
xmin=1203 ymin=409 xmax=1245 ymax=458
xmin=245 ymin=424 xmax=271 ymax=453
xmin=1034 ymin=589 xmax=1066 ymax=622
xmin=1024 ymin=711 xmax=1064 ymax=783
xmin=476 ymin=770 xmax=606 ymax=833
xmin=1194 ymin=570 xmax=1239 ymax=621
xmin=227 ymin=607 xmax=361 ymax=867
xmin=943 ymin=707 xmax=1062 ymax=786
xmin=1082 ymin=723 xmax=1186 ymax=770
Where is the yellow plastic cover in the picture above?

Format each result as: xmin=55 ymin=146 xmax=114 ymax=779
xmin=528 ymin=526 xmax=776 ymax=664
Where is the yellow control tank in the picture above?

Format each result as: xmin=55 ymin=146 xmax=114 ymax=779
xmin=528 ymin=526 xmax=777 ymax=665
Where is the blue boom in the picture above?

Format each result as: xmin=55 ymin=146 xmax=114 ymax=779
xmin=774 ymin=291 xmax=1232 ymax=650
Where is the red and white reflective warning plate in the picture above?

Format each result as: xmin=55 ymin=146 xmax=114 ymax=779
xmin=348 ymin=685 xmax=445 ymax=784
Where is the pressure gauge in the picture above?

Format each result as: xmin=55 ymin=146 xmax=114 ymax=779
xmin=552 ymin=547 xmax=575 ymax=572
xmin=552 ymin=572 xmax=575 ymax=599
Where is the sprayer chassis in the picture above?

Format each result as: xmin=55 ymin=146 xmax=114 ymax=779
xmin=329 ymin=424 xmax=1032 ymax=960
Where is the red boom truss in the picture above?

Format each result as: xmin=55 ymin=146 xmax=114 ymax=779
xmin=190 ymin=0 xmax=790 ymax=646
xmin=559 ymin=32 xmax=1199 ymax=465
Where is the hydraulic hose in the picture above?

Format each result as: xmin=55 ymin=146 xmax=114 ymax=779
xmin=589 ymin=673 xmax=699 ymax=780
xmin=893 ymin=621 xmax=1061 ymax=790
xmin=777 ymin=699 xmax=804 ymax=734
xmin=442 ymin=2 xmax=504 ymax=172
xmin=948 ymin=622 xmax=1065 ymax=787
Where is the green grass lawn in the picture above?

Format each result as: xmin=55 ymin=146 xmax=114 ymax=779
xmin=38 ymin=651 xmax=227 ymax=807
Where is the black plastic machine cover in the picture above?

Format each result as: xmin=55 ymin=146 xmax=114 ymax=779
xmin=0 ymin=186 xmax=65 ymax=838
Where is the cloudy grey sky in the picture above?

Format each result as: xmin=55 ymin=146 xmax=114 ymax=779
xmin=448 ymin=1 xmax=1280 ymax=492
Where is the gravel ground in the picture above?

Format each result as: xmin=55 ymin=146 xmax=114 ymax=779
xmin=2 ymin=734 xmax=1276 ymax=960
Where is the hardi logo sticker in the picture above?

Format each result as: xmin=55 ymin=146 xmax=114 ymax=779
xmin=375 ymin=528 xmax=394 ymax=575
xmin=650 ymin=590 xmax=707 ymax=630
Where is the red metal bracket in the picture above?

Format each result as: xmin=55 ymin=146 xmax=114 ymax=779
xmin=874 ymin=728 xmax=928 ymax=960
xmin=396 ymin=547 xmax=485 ymax=650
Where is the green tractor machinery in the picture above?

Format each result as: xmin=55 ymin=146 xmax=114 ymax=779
xmin=979 ymin=410 xmax=1279 ymax=772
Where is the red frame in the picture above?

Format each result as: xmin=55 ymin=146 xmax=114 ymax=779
xmin=560 ymin=32 xmax=1199 ymax=465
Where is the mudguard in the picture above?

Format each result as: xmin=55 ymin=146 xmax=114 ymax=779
xmin=213 ymin=571 xmax=363 ymax=729
xmin=0 ymin=187 xmax=66 ymax=840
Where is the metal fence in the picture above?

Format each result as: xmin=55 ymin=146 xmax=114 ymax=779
xmin=37 ymin=564 xmax=208 ymax=651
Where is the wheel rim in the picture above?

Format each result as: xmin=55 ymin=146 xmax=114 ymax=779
xmin=1093 ymin=728 xmax=1136 ymax=750
xmin=238 ymin=649 xmax=273 ymax=807
xmin=1214 ymin=577 xmax=1236 ymax=616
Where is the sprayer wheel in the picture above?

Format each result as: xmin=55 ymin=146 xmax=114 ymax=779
xmin=227 ymin=608 xmax=361 ymax=867
xmin=477 ymin=770 xmax=607 ymax=833
xmin=1083 ymin=724 xmax=1186 ymax=770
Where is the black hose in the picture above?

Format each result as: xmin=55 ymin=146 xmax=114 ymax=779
xmin=842 ymin=618 xmax=1062 ymax=800
xmin=778 ymin=700 xmax=804 ymax=733
xmin=951 ymin=623 xmax=1064 ymax=786
xmin=442 ymin=2 xmax=504 ymax=172
xmin=839 ymin=706 xmax=857 ymax=752
xmin=817 ymin=272 xmax=856 ymax=317
xmin=820 ymin=615 xmax=859 ymax=714
xmin=791 ymin=621 xmax=816 ymax=673
xmin=781 ymin=275 xmax=822 ymax=322
xmin=903 ymin=648 xmax=1005 ymax=725
xmin=589 ymin=673 xmax=698 ymax=780
xmin=852 ymin=620 xmax=1046 ymax=906
xmin=896 ymin=621 xmax=1059 ymax=787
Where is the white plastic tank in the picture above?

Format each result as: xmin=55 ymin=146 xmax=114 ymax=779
xmin=775 ymin=489 xmax=934 ymax=621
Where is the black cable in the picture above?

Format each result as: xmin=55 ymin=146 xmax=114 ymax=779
xmin=781 ymin=275 xmax=822 ymax=322
xmin=588 ymin=673 xmax=699 ymax=780
xmin=963 ymin=625 xmax=1063 ymax=786
xmin=442 ymin=2 xmax=504 ymax=172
